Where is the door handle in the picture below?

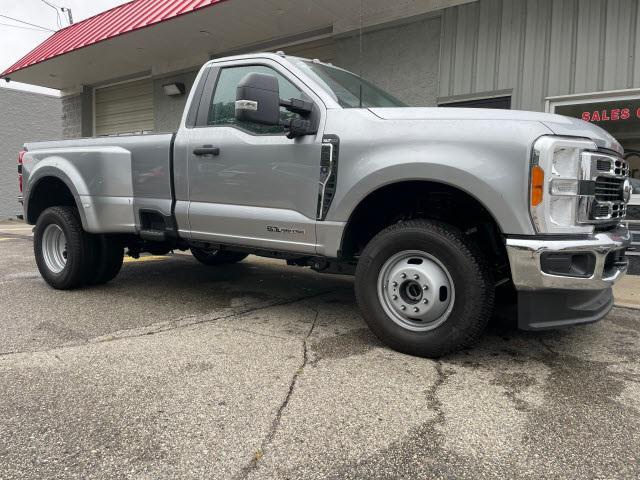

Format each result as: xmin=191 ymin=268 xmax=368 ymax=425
xmin=193 ymin=145 xmax=220 ymax=156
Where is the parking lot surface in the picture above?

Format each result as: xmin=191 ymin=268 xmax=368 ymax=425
xmin=1 ymin=226 xmax=639 ymax=479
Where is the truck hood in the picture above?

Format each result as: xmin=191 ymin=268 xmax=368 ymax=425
xmin=369 ymin=107 xmax=623 ymax=154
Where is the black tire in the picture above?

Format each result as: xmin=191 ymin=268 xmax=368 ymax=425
xmin=34 ymin=206 xmax=94 ymax=290
xmin=190 ymin=247 xmax=248 ymax=266
xmin=355 ymin=219 xmax=494 ymax=358
xmin=86 ymin=235 xmax=124 ymax=286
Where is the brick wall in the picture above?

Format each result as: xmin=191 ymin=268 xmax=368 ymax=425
xmin=61 ymin=94 xmax=81 ymax=139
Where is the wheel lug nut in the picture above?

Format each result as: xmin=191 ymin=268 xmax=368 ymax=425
xmin=423 ymin=285 xmax=429 ymax=291
xmin=413 ymin=307 xmax=420 ymax=313
xmin=392 ymin=295 xmax=398 ymax=300
xmin=400 ymin=305 xmax=406 ymax=311
xmin=423 ymin=299 xmax=429 ymax=304
xmin=414 ymin=274 xmax=419 ymax=280
xmin=400 ymin=273 xmax=407 ymax=279
xmin=392 ymin=281 xmax=398 ymax=287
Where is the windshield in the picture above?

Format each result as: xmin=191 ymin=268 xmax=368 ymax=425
xmin=294 ymin=60 xmax=406 ymax=108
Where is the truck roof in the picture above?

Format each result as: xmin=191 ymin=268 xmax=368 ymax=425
xmin=205 ymin=51 xmax=296 ymax=67
xmin=203 ymin=52 xmax=352 ymax=77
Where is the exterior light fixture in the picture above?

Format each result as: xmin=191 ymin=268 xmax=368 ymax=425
xmin=163 ymin=82 xmax=185 ymax=96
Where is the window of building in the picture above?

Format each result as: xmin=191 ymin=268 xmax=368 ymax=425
xmin=549 ymin=92 xmax=640 ymax=204
xmin=439 ymin=96 xmax=511 ymax=109
xmin=207 ymin=65 xmax=304 ymax=135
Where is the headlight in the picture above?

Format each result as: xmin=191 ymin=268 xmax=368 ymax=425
xmin=530 ymin=136 xmax=597 ymax=234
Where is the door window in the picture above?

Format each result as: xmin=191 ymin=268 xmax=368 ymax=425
xmin=207 ymin=65 xmax=305 ymax=135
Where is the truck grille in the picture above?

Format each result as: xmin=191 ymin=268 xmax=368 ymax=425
xmin=595 ymin=157 xmax=630 ymax=176
xmin=596 ymin=159 xmax=611 ymax=171
xmin=580 ymin=151 xmax=629 ymax=224
xmin=591 ymin=201 xmax=627 ymax=221
xmin=595 ymin=177 xmax=624 ymax=201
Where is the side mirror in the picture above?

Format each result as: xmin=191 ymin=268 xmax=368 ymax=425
xmin=235 ymin=73 xmax=280 ymax=126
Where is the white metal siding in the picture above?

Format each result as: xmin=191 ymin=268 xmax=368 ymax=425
xmin=439 ymin=0 xmax=640 ymax=110
xmin=95 ymin=78 xmax=154 ymax=136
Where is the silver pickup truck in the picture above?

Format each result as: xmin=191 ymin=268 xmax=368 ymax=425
xmin=18 ymin=53 xmax=632 ymax=357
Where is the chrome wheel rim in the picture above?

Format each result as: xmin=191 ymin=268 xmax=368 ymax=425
xmin=377 ymin=250 xmax=455 ymax=332
xmin=42 ymin=224 xmax=68 ymax=274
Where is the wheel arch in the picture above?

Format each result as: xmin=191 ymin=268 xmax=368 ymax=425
xmin=339 ymin=180 xmax=508 ymax=267
xmin=24 ymin=154 xmax=92 ymax=225
xmin=26 ymin=174 xmax=84 ymax=225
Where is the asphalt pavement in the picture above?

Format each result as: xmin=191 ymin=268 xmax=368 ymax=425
xmin=0 ymin=221 xmax=639 ymax=479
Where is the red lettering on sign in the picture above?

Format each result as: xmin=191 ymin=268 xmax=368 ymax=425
xmin=578 ymin=107 xmax=634 ymax=122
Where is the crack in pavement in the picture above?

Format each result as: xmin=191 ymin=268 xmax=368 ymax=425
xmin=308 ymin=358 xmax=455 ymax=480
xmin=0 ymin=289 xmax=344 ymax=360
xmin=233 ymin=307 xmax=320 ymax=480
xmin=536 ymin=337 xmax=559 ymax=357
xmin=426 ymin=360 xmax=452 ymax=429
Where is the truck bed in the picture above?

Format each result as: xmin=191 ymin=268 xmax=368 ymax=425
xmin=23 ymin=133 xmax=175 ymax=233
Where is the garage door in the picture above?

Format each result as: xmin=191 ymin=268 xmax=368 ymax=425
xmin=95 ymin=78 xmax=154 ymax=136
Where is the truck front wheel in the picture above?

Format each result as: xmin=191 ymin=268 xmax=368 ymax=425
xmin=355 ymin=220 xmax=494 ymax=358
xmin=34 ymin=206 xmax=94 ymax=290
xmin=190 ymin=247 xmax=248 ymax=266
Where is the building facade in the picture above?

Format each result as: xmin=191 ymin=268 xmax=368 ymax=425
xmin=2 ymin=0 xmax=639 ymax=261
xmin=46 ymin=1 xmax=639 ymax=143
xmin=0 ymin=88 xmax=61 ymax=219
xmin=56 ymin=1 xmax=640 ymax=193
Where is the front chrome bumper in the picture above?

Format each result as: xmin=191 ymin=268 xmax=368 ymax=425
xmin=506 ymin=225 xmax=631 ymax=290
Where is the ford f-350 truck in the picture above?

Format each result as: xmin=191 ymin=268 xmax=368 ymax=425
xmin=18 ymin=53 xmax=632 ymax=357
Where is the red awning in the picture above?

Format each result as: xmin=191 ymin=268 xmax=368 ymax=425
xmin=1 ymin=0 xmax=224 ymax=77
xmin=2 ymin=0 xmax=466 ymax=90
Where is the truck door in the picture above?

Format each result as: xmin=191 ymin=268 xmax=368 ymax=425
xmin=186 ymin=60 xmax=324 ymax=254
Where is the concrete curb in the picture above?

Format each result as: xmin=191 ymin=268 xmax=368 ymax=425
xmin=613 ymin=302 xmax=640 ymax=311
xmin=613 ymin=275 xmax=640 ymax=310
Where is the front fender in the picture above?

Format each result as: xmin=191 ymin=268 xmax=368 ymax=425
xmin=328 ymin=146 xmax=536 ymax=236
